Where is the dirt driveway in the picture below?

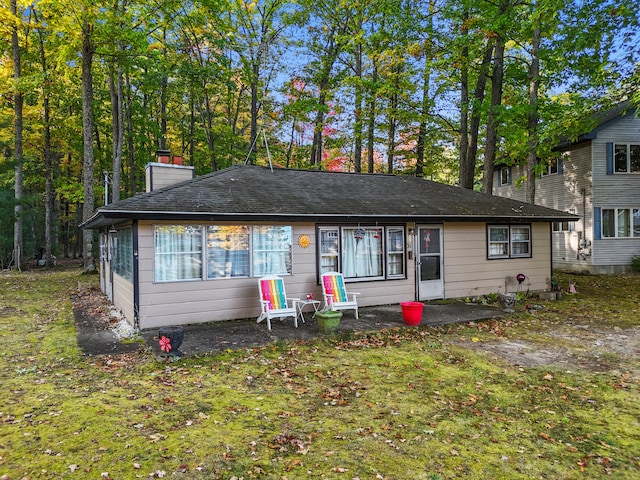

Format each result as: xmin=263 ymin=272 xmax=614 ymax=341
xmin=457 ymin=319 xmax=640 ymax=380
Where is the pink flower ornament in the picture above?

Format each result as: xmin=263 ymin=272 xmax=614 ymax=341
xmin=159 ymin=336 xmax=172 ymax=353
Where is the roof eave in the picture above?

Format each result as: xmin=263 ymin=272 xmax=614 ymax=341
xmin=81 ymin=209 xmax=579 ymax=229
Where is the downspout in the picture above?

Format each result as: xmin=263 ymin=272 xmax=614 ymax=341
xmin=133 ymin=219 xmax=140 ymax=331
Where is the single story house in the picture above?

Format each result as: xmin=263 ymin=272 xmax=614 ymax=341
xmin=81 ymin=162 xmax=577 ymax=330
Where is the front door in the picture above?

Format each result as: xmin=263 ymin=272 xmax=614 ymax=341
xmin=417 ymin=225 xmax=444 ymax=300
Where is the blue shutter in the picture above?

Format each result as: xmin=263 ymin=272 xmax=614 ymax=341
xmin=557 ymin=157 xmax=563 ymax=174
xmin=594 ymin=207 xmax=601 ymax=240
xmin=606 ymin=143 xmax=614 ymax=175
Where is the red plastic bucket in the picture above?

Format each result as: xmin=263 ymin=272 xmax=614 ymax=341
xmin=400 ymin=302 xmax=424 ymax=326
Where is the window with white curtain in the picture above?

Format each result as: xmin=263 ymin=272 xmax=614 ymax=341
xmin=154 ymin=225 xmax=203 ymax=282
xmin=252 ymin=226 xmax=292 ymax=276
xmin=317 ymin=226 xmax=405 ymax=280
xmin=154 ymin=224 xmax=291 ymax=282
xmin=342 ymin=227 xmax=383 ymax=279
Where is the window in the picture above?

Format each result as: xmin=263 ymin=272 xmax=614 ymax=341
xmin=541 ymin=158 xmax=558 ymax=176
xmin=600 ymin=208 xmax=640 ymax=238
xmin=487 ymin=225 xmax=532 ymax=259
xmin=342 ymin=227 xmax=383 ymax=279
xmin=499 ymin=167 xmax=511 ymax=186
xmin=317 ymin=226 xmax=405 ymax=280
xmin=614 ymin=144 xmax=640 ymax=173
xmin=252 ymin=226 xmax=292 ymax=276
xmin=553 ymin=209 xmax=575 ymax=232
xmin=155 ymin=225 xmax=203 ymax=282
xmin=387 ymin=228 xmax=405 ymax=278
xmin=552 ymin=221 xmax=573 ymax=232
xmin=206 ymin=226 xmax=249 ymax=278
xmin=112 ymin=228 xmax=133 ymax=281
xmin=319 ymin=229 xmax=339 ymax=272
xmin=154 ymin=225 xmax=292 ymax=282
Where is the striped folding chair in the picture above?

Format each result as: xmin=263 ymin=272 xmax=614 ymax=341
xmin=257 ymin=276 xmax=299 ymax=330
xmin=321 ymin=271 xmax=360 ymax=319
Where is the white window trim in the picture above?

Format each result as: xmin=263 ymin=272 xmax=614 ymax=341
xmin=487 ymin=224 xmax=532 ymax=259
xmin=601 ymin=208 xmax=640 ymax=238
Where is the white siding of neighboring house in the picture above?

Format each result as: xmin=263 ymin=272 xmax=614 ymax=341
xmin=536 ymin=142 xmax=592 ymax=272
xmin=442 ymin=222 xmax=551 ymax=298
xmin=493 ymin=164 xmax=527 ymax=201
xmin=590 ymin=114 xmax=640 ymax=272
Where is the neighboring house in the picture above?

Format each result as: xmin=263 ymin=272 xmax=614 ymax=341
xmin=494 ymin=102 xmax=640 ymax=274
xmin=81 ymin=161 xmax=575 ymax=330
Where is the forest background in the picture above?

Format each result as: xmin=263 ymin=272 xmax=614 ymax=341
xmin=1 ymin=0 xmax=639 ymax=271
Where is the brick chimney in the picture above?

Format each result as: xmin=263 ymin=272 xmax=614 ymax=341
xmin=145 ymin=150 xmax=195 ymax=192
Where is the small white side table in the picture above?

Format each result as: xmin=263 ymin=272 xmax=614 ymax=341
xmin=294 ymin=299 xmax=321 ymax=324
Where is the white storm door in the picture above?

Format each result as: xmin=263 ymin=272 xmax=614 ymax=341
xmin=417 ymin=225 xmax=444 ymax=300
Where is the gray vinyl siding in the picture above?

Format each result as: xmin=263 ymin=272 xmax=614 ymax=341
xmin=590 ymin=114 xmax=640 ymax=270
xmin=493 ymin=165 xmax=527 ymax=201
xmin=536 ymin=142 xmax=592 ymax=271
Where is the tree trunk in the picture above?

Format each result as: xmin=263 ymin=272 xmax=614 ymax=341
xmin=107 ymin=0 xmax=124 ymax=201
xmin=108 ymin=64 xmax=124 ymax=203
xmin=125 ymin=72 xmax=136 ymax=196
xmin=309 ymin=28 xmax=344 ymax=167
xmin=482 ymin=0 xmax=511 ymax=194
xmin=482 ymin=36 xmax=506 ymax=195
xmin=458 ymin=10 xmax=470 ymax=188
xmin=386 ymin=65 xmax=400 ymax=175
xmin=416 ymin=8 xmax=434 ymax=178
xmin=526 ymin=23 xmax=541 ymax=204
xmin=81 ymin=18 xmax=96 ymax=273
xmin=310 ymin=89 xmax=327 ymax=167
xmin=353 ymin=39 xmax=363 ymax=173
xmin=466 ymin=42 xmax=494 ymax=188
xmin=35 ymin=9 xmax=55 ymax=266
xmin=11 ymin=0 xmax=23 ymax=271
xmin=367 ymin=61 xmax=378 ymax=173
xmin=248 ymin=60 xmax=260 ymax=165
xmin=160 ymin=28 xmax=168 ymax=151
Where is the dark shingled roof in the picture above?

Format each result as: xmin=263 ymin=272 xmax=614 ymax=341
xmin=81 ymin=165 xmax=577 ymax=228
xmin=554 ymin=100 xmax=638 ymax=150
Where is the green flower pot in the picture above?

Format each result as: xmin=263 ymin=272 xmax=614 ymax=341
xmin=316 ymin=310 xmax=343 ymax=334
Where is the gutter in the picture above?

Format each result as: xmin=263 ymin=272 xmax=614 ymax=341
xmin=81 ymin=210 xmax=580 ymax=229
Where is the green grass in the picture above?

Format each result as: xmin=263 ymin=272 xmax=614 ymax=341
xmin=0 ymin=269 xmax=638 ymax=479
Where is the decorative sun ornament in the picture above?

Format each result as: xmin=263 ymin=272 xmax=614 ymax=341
xmin=297 ymin=234 xmax=311 ymax=248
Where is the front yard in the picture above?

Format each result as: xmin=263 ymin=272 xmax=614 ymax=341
xmin=0 ymin=267 xmax=638 ymax=479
